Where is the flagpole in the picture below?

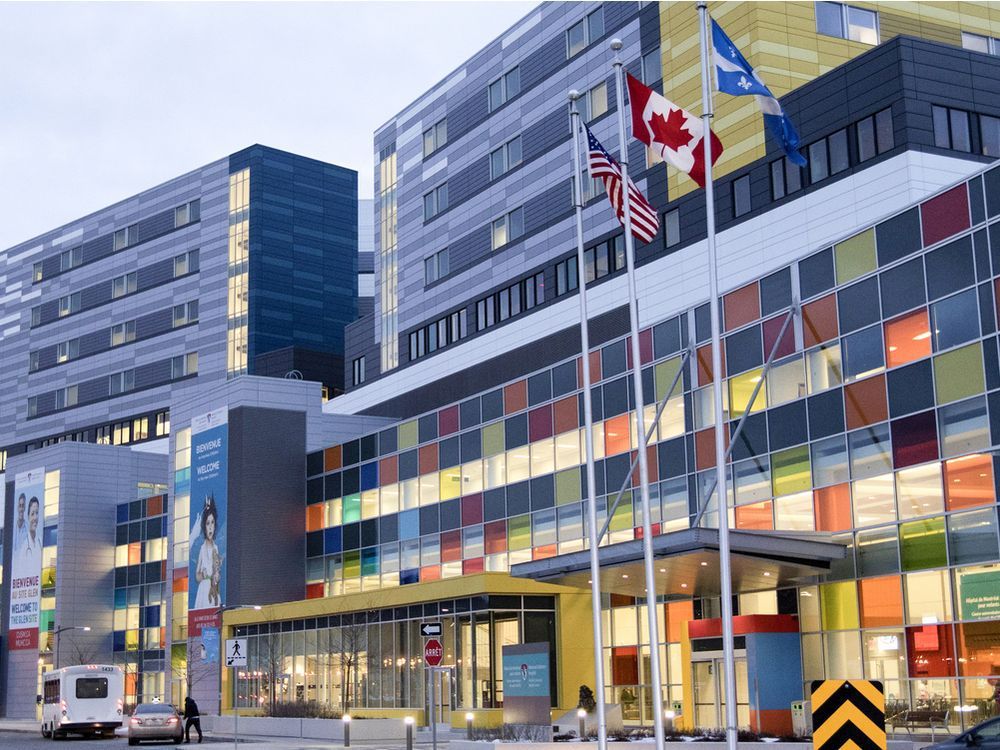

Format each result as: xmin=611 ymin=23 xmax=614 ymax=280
xmin=609 ymin=39 xmax=666 ymax=750
xmin=568 ymin=90 xmax=609 ymax=750
xmin=696 ymin=5 xmax=738 ymax=750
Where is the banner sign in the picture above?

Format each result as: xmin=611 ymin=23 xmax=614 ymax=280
xmin=188 ymin=409 xmax=228 ymax=637
xmin=959 ymin=570 xmax=1000 ymax=621
xmin=201 ymin=627 xmax=220 ymax=663
xmin=9 ymin=468 xmax=45 ymax=650
xmin=502 ymin=642 xmax=551 ymax=725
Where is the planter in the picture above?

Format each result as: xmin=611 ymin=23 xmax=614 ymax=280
xmin=449 ymin=741 xmax=920 ymax=750
xmin=205 ymin=715 xmax=408 ymax=740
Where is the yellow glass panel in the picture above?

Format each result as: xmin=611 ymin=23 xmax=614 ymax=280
xmin=821 ymin=580 xmax=860 ymax=630
xmin=439 ymin=467 xmax=461 ymax=501
xmin=834 ymin=228 xmax=876 ymax=284
xmin=398 ymin=420 xmax=418 ymax=450
xmin=728 ymin=368 xmax=766 ymax=418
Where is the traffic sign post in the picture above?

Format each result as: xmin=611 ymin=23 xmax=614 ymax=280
xmin=423 ymin=638 xmax=443 ymax=667
xmin=225 ymin=639 xmax=248 ymax=750
xmin=423 ymin=638 xmax=445 ymax=750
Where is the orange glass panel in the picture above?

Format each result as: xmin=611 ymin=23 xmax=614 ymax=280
xmin=844 ymin=374 xmax=887 ymax=430
xmin=484 ymin=521 xmax=507 ymax=554
xmin=306 ymin=504 xmax=324 ymax=532
xmin=128 ymin=542 xmax=141 ymax=566
xmin=944 ymin=454 xmax=995 ymax=510
xmin=724 ymin=282 xmax=760 ymax=331
xmin=956 ymin=620 xmax=1000 ymax=677
xmin=802 ymin=294 xmax=838 ymax=347
xmin=695 ymin=427 xmax=729 ymax=471
xmin=553 ymin=396 xmax=579 ymax=434
xmin=532 ymin=544 xmax=557 ymax=560
xmin=859 ymin=575 xmax=904 ymax=627
xmin=697 ymin=343 xmax=726 ymax=386
xmin=441 ymin=530 xmax=462 ymax=562
xmin=814 ymin=484 xmax=853 ymax=531
xmin=504 ymin=380 xmax=527 ymax=414
xmin=324 ymin=445 xmax=342 ymax=472
xmin=172 ymin=575 xmax=188 ymax=593
xmin=665 ymin=601 xmax=694 ymax=644
xmin=735 ymin=501 xmax=773 ymax=530
xmin=420 ymin=565 xmax=441 ymax=582
xmin=418 ymin=444 xmax=438 ymax=475
xmin=463 ymin=557 xmax=484 ymax=574
xmin=380 ymin=455 xmax=398 ymax=485
xmin=884 ymin=309 xmax=931 ymax=368
xmin=147 ymin=495 xmax=163 ymax=516
xmin=604 ymin=414 xmax=631 ymax=456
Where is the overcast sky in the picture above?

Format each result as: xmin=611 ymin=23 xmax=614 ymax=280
xmin=0 ymin=1 xmax=537 ymax=250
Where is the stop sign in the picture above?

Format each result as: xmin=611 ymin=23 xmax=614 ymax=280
xmin=424 ymin=638 xmax=443 ymax=667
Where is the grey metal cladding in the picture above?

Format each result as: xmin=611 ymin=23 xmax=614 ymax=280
xmin=137 ymin=209 xmax=176 ymax=242
xmin=522 ymin=108 xmax=570 ymax=162
xmin=78 ymin=377 xmax=109 ymax=403
xmin=449 ymin=158 xmax=491 ymax=206
xmin=520 ymin=34 xmax=566 ymax=91
xmin=134 ymin=358 xmax=172 ymax=389
xmin=604 ymin=2 xmax=637 ymax=31
xmin=137 ymin=258 xmax=175 ymax=289
xmin=524 ymin=181 xmax=572 ymax=235
xmin=80 ymin=282 xmax=110 ymax=309
xmin=81 ymin=235 xmax=113 ymax=264
xmin=79 ymin=330 xmax=108 ymax=356
xmin=448 ymin=225 xmax=493 ymax=272
xmin=135 ymin=308 xmax=174 ymax=339
xmin=447 ymin=90 xmax=491 ymax=145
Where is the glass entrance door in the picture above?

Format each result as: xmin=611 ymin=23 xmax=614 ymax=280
xmin=692 ymin=657 xmax=750 ymax=730
xmin=427 ymin=668 xmax=453 ymax=726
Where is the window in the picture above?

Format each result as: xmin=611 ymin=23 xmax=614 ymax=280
xmin=577 ymin=169 xmax=605 ymax=202
xmin=932 ymin=106 xmax=972 ymax=152
xmin=422 ymin=119 xmax=447 ymax=157
xmin=155 ymin=411 xmax=170 ymax=437
xmin=113 ymin=224 xmax=138 ymax=251
xmin=642 ymin=47 xmax=661 ymax=84
xmin=27 ymin=396 xmax=37 ymax=418
xmin=112 ymin=272 xmax=137 ymax=299
xmin=58 ymin=292 xmax=81 ymax=318
xmin=174 ymin=249 xmax=199 ymax=277
xmin=771 ymin=156 xmax=803 ymax=200
xmin=423 ymin=183 xmax=449 ymax=221
xmin=982 ymin=115 xmax=1000 ymax=157
xmin=109 ymin=370 xmax=135 ymax=396
xmin=424 ymin=248 xmax=449 ymax=285
xmin=808 ymin=129 xmax=850 ymax=183
xmin=555 ymin=256 xmax=578 ymax=297
xmin=174 ymin=199 xmax=200 ymax=228
xmin=662 ymin=208 xmax=681 ymax=248
xmin=56 ymin=339 xmax=79 ymax=364
xmin=490 ymin=136 xmax=523 ymax=179
xmin=352 ymin=356 xmax=366 ymax=386
xmin=110 ymin=320 xmax=136 ymax=347
xmin=962 ymin=31 xmax=1000 ymax=55
xmin=733 ymin=174 xmax=751 ymax=217
xmin=171 ymin=352 xmax=198 ymax=379
xmin=816 ymin=2 xmax=878 ymax=44
xmin=33 ymin=262 xmax=43 ymax=283
xmin=409 ymin=309 xmax=468 ymax=360
xmin=491 ymin=207 xmax=524 ymax=250
xmin=857 ymin=108 xmax=894 ymax=161
xmin=75 ymin=678 xmax=109 ymax=700
xmin=579 ymin=81 xmax=608 ymax=122
xmin=28 ymin=350 xmax=40 ymax=372
xmin=173 ymin=300 xmax=199 ymax=327
xmin=567 ymin=8 xmax=604 ymax=58
xmin=59 ymin=246 xmax=82 ymax=272
xmin=488 ymin=66 xmax=520 ymax=111
xmin=55 ymin=385 xmax=78 ymax=410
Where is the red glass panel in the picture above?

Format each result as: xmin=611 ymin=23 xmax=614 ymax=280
xmin=906 ymin=624 xmax=956 ymax=677
xmin=921 ymin=184 xmax=970 ymax=247
xmin=640 ymin=328 xmax=654 ymax=365
xmin=438 ymin=406 xmax=460 ymax=437
xmin=611 ymin=646 xmax=639 ymax=685
xmin=306 ymin=583 xmax=324 ymax=599
xmin=944 ymin=454 xmax=995 ymax=510
xmin=890 ymin=411 xmax=938 ymax=468
xmin=440 ymin=530 xmax=462 ymax=562
xmin=147 ymin=495 xmax=163 ymax=516
xmin=484 ymin=520 xmax=507 ymax=553
xmin=695 ymin=427 xmax=729 ymax=470
xmin=419 ymin=444 xmax=438 ymax=475
xmin=380 ymin=455 xmax=398 ymax=485
xmin=532 ymin=544 xmax=557 ymax=560
xmin=553 ymin=396 xmax=579 ymax=434
xmin=697 ymin=343 xmax=726 ymax=386
xmin=461 ymin=494 xmax=483 ymax=525
xmin=528 ymin=404 xmax=553 ymax=442
xmin=802 ymin=294 xmax=838 ymax=348
xmin=844 ymin=375 xmax=888 ymax=430
xmin=763 ymin=314 xmax=795 ymax=360
xmin=504 ymin=380 xmax=527 ymax=414
xmin=724 ymin=282 xmax=761 ymax=331
xmin=463 ymin=557 xmax=484 ymax=575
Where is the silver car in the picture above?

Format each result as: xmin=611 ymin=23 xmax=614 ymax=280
xmin=127 ymin=702 xmax=184 ymax=745
xmin=926 ymin=716 xmax=1000 ymax=750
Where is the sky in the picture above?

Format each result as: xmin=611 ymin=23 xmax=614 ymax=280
xmin=0 ymin=1 xmax=537 ymax=250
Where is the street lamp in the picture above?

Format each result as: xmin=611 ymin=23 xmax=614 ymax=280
xmin=53 ymin=625 xmax=91 ymax=669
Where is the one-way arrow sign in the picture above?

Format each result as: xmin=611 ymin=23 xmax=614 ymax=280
xmin=420 ymin=622 xmax=442 ymax=637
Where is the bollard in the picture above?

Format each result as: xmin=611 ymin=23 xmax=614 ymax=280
xmin=577 ymin=708 xmax=587 ymax=739
xmin=405 ymin=716 xmax=414 ymax=750
xmin=466 ymin=712 xmax=474 ymax=740
xmin=663 ymin=709 xmax=675 ymax=735
xmin=343 ymin=714 xmax=351 ymax=747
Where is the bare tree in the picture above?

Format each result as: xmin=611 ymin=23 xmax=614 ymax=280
xmin=67 ymin=638 xmax=99 ymax=666
xmin=338 ymin=612 xmax=368 ymax=713
xmin=258 ymin=628 xmax=286 ymax=716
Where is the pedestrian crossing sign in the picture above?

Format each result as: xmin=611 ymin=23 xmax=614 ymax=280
xmin=225 ymin=638 xmax=247 ymax=668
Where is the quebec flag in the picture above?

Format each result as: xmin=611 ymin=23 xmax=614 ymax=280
xmin=711 ymin=18 xmax=807 ymax=166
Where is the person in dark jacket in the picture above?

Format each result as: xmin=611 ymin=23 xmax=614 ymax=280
xmin=183 ymin=696 xmax=202 ymax=743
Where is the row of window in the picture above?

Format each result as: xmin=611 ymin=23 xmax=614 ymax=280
xmin=815 ymin=1 xmax=878 ymax=45
xmin=31 ymin=200 xmax=199 ymax=284
xmin=933 ymin=106 xmax=1000 ymax=157
xmin=961 ymin=31 xmax=1000 ymax=56
xmin=475 ymin=273 xmax=546 ymax=334
xmin=29 ymin=250 xmax=200 ymax=329
xmin=408 ymin=309 xmax=469 ymax=362
xmin=26 ymin=354 xmax=198 ymax=418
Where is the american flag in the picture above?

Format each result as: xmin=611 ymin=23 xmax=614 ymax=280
xmin=585 ymin=125 xmax=660 ymax=244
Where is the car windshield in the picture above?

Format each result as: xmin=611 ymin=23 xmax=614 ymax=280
xmin=134 ymin=704 xmax=176 ymax=714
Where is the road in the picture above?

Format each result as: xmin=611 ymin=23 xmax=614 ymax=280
xmin=0 ymin=730 xmax=447 ymax=749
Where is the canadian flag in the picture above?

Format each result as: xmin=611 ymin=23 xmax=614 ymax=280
xmin=626 ymin=73 xmax=723 ymax=188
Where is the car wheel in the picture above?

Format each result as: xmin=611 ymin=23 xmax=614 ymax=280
xmin=174 ymin=737 xmax=183 ymax=745
xmin=128 ymin=739 xmax=139 ymax=746
xmin=40 ymin=723 xmax=50 ymax=738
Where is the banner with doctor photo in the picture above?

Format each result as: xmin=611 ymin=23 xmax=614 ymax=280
xmin=187 ymin=409 xmax=228 ymax=637
xmin=8 ymin=468 xmax=45 ymax=650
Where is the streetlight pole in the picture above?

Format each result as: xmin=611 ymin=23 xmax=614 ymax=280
xmin=215 ymin=604 xmax=261 ymax=750
xmin=53 ymin=625 xmax=91 ymax=669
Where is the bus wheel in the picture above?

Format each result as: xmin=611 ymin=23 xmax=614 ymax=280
xmin=40 ymin=723 xmax=50 ymax=738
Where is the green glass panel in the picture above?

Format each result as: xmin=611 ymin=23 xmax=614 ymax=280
xmin=361 ymin=549 xmax=379 ymax=576
xmin=834 ymin=228 xmax=876 ymax=284
xmin=508 ymin=514 xmax=531 ymax=551
xmin=900 ymin=518 xmax=947 ymax=571
xmin=655 ymin=357 xmax=683 ymax=401
xmin=39 ymin=609 xmax=55 ymax=633
xmin=772 ymin=445 xmax=811 ymax=496
xmin=820 ymin=580 xmax=860 ymax=630
xmin=482 ymin=422 xmax=505 ymax=457
xmin=397 ymin=421 xmax=418 ymax=450
xmin=555 ymin=468 xmax=582 ymax=505
xmin=343 ymin=493 xmax=361 ymax=524
xmin=934 ymin=343 xmax=985 ymax=404
xmin=609 ymin=493 xmax=634 ymax=532
xmin=343 ymin=550 xmax=361 ymax=578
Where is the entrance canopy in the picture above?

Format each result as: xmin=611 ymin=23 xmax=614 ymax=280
xmin=509 ymin=528 xmax=846 ymax=597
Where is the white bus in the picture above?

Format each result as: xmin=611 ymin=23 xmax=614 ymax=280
xmin=41 ymin=665 xmax=124 ymax=740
